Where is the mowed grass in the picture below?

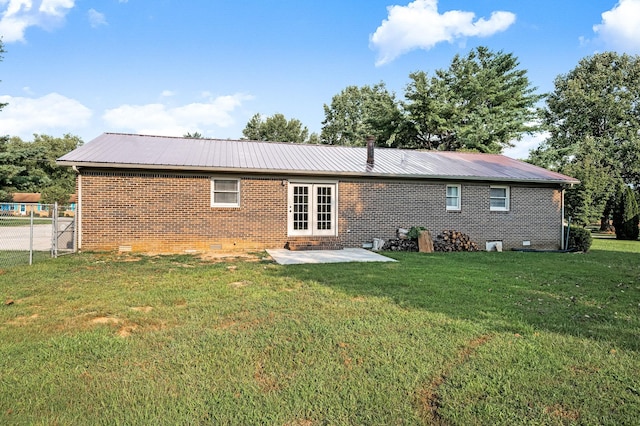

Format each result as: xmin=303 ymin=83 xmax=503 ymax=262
xmin=0 ymin=239 xmax=639 ymax=425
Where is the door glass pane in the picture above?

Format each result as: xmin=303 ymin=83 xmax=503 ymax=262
xmin=316 ymin=186 xmax=332 ymax=230
xmin=293 ymin=186 xmax=309 ymax=230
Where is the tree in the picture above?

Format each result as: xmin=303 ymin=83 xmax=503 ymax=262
xmin=183 ymin=132 xmax=203 ymax=139
xmin=320 ymin=83 xmax=403 ymax=146
xmin=558 ymin=138 xmax=615 ymax=226
xmin=0 ymin=134 xmax=82 ymax=202
xmin=403 ymin=46 xmax=542 ymax=153
xmin=242 ymin=113 xmax=317 ymax=143
xmin=613 ymin=186 xmax=639 ymax=240
xmin=530 ymin=52 xmax=640 ymax=226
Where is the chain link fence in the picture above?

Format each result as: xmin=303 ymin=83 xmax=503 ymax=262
xmin=0 ymin=203 xmax=76 ymax=267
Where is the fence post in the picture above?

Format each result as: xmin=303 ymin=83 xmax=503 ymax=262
xmin=29 ymin=209 xmax=34 ymax=265
xmin=52 ymin=203 xmax=58 ymax=258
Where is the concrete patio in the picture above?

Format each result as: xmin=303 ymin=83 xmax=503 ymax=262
xmin=266 ymin=248 xmax=397 ymax=265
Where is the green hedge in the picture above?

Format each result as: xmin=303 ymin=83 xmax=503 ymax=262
xmin=566 ymin=226 xmax=592 ymax=252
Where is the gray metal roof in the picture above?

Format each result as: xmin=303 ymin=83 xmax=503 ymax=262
xmin=57 ymin=133 xmax=579 ymax=185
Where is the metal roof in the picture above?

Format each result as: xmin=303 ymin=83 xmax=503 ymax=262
xmin=57 ymin=133 xmax=579 ymax=185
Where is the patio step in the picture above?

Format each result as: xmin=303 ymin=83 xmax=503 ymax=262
xmin=285 ymin=240 xmax=344 ymax=251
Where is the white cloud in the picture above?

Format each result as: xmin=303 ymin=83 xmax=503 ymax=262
xmin=87 ymin=8 xmax=106 ymax=28
xmin=593 ymin=0 xmax=640 ymax=53
xmin=102 ymin=93 xmax=254 ymax=136
xmin=370 ymin=0 xmax=516 ymax=66
xmin=503 ymin=131 xmax=548 ymax=160
xmin=0 ymin=92 xmax=92 ymax=138
xmin=0 ymin=0 xmax=75 ymax=42
xmin=161 ymin=90 xmax=175 ymax=97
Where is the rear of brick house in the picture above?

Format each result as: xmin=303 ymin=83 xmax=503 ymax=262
xmin=57 ymin=133 xmax=579 ymax=253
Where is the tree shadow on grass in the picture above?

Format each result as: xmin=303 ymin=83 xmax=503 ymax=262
xmin=267 ymin=250 xmax=640 ymax=352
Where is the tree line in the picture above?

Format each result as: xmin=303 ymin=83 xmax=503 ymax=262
xmin=1 ymin=37 xmax=638 ymax=237
xmin=0 ymin=134 xmax=81 ymax=204
xmin=240 ymin=47 xmax=640 ymax=239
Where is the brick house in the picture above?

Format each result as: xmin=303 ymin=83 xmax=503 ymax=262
xmin=0 ymin=193 xmax=78 ymax=217
xmin=57 ymin=133 xmax=579 ymax=253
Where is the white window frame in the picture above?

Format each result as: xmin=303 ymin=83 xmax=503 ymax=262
xmin=210 ymin=178 xmax=240 ymax=208
xmin=446 ymin=184 xmax=461 ymax=211
xmin=288 ymin=181 xmax=337 ymax=237
xmin=490 ymin=185 xmax=510 ymax=211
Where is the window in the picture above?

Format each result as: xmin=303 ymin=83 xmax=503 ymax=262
xmin=446 ymin=184 xmax=461 ymax=211
xmin=288 ymin=182 xmax=337 ymax=236
xmin=211 ymin=178 xmax=240 ymax=207
xmin=490 ymin=186 xmax=509 ymax=211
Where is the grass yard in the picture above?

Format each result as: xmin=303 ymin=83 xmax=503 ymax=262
xmin=0 ymin=217 xmax=53 ymax=226
xmin=1 ymin=239 xmax=639 ymax=425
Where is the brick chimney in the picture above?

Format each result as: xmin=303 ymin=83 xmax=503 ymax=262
xmin=366 ymin=136 xmax=375 ymax=166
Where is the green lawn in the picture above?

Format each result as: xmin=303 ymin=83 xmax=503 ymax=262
xmin=1 ymin=239 xmax=639 ymax=425
xmin=0 ymin=216 xmax=52 ymax=226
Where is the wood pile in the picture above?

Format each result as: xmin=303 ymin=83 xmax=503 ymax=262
xmin=433 ymin=230 xmax=480 ymax=252
xmin=380 ymin=229 xmax=480 ymax=252
xmin=381 ymin=239 xmax=418 ymax=252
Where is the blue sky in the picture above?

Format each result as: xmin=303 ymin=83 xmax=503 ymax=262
xmin=1 ymin=0 xmax=640 ymax=159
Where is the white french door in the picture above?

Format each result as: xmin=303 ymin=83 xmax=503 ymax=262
xmin=288 ymin=183 xmax=337 ymax=236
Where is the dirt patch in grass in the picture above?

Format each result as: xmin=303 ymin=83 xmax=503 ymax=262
xmin=417 ymin=334 xmax=494 ymax=424
xmin=544 ymin=404 xmax=581 ymax=422
xmin=284 ymin=420 xmax=316 ymax=426
xmin=118 ymin=324 xmax=138 ymax=338
xmin=91 ymin=316 xmax=121 ymax=325
xmin=217 ymin=311 xmax=275 ymax=332
xmin=254 ymin=360 xmax=281 ymax=393
xmin=130 ymin=306 xmax=153 ymax=313
xmin=200 ymin=252 xmax=267 ymax=263
xmin=6 ymin=314 xmax=39 ymax=326
xmin=229 ymin=281 xmax=251 ymax=288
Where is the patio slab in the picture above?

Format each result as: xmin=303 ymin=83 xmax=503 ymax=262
xmin=266 ymin=248 xmax=397 ymax=265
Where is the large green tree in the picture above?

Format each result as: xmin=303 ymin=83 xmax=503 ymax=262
xmin=320 ymin=83 xmax=403 ymax=147
xmin=530 ymin=52 xmax=640 ymax=226
xmin=242 ymin=113 xmax=317 ymax=143
xmin=403 ymin=46 xmax=542 ymax=153
xmin=0 ymin=134 xmax=82 ymax=203
xmin=613 ymin=186 xmax=639 ymax=240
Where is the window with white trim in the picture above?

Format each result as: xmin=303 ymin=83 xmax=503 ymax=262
xmin=211 ymin=178 xmax=240 ymax=207
xmin=446 ymin=184 xmax=461 ymax=211
xmin=490 ymin=186 xmax=509 ymax=211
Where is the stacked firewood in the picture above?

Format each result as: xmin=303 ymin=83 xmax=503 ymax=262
xmin=380 ymin=229 xmax=480 ymax=252
xmin=381 ymin=239 xmax=418 ymax=251
xmin=433 ymin=230 xmax=480 ymax=252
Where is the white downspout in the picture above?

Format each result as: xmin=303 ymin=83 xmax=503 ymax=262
xmin=561 ymin=187 xmax=565 ymax=250
xmin=73 ymin=166 xmax=82 ymax=251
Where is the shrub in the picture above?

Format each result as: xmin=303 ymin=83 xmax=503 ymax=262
xmin=565 ymin=226 xmax=592 ymax=252
xmin=613 ymin=186 xmax=639 ymax=240
xmin=406 ymin=226 xmax=427 ymax=240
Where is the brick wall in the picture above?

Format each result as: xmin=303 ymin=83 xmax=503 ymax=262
xmin=80 ymin=171 xmax=288 ymax=252
xmin=338 ymin=180 xmax=563 ymax=250
xmin=79 ymin=170 xmax=563 ymax=252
